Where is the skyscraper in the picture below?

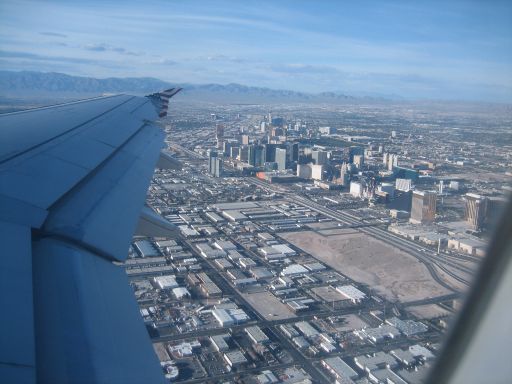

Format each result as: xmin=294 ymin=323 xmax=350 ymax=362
xmin=214 ymin=158 xmax=223 ymax=178
xmin=264 ymin=144 xmax=277 ymax=163
xmin=222 ymin=141 xmax=232 ymax=156
xmin=216 ymin=124 xmax=224 ymax=149
xmin=383 ymin=152 xmax=389 ymax=165
xmin=239 ymin=145 xmax=249 ymax=163
xmin=208 ymin=150 xmax=223 ymax=177
xmin=230 ymin=146 xmax=239 ymax=159
xmin=291 ymin=143 xmax=299 ymax=162
xmin=465 ymin=193 xmax=488 ymax=231
xmin=410 ymin=190 xmax=437 ymax=224
xmin=353 ymin=154 xmax=364 ymax=169
xmin=215 ymin=124 xmax=224 ymax=140
xmin=312 ymin=164 xmax=324 ymax=180
xmin=312 ymin=150 xmax=328 ymax=165
xmin=248 ymin=145 xmax=265 ymax=167
xmin=209 ymin=150 xmax=218 ymax=175
xmin=275 ymin=148 xmax=287 ymax=170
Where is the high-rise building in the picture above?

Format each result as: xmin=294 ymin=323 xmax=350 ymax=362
xmin=275 ymin=148 xmax=287 ymax=170
xmin=312 ymin=164 xmax=324 ymax=180
xmin=378 ymin=183 xmax=395 ymax=199
xmin=216 ymin=124 xmax=224 ymax=149
xmin=312 ymin=150 xmax=328 ymax=165
xmin=410 ymin=190 xmax=437 ymax=224
xmin=222 ymin=141 xmax=232 ymax=156
xmin=291 ymin=143 xmax=299 ymax=162
xmin=264 ymin=144 xmax=277 ymax=163
xmin=340 ymin=170 xmax=350 ymax=186
xmin=384 ymin=153 xmax=398 ymax=171
xmin=239 ymin=145 xmax=249 ymax=163
xmin=208 ymin=150 xmax=223 ymax=177
xmin=230 ymin=146 xmax=239 ymax=159
xmin=214 ymin=158 xmax=223 ymax=177
xmin=396 ymin=178 xmax=412 ymax=192
xmin=260 ymin=121 xmax=266 ymax=133
xmin=241 ymin=135 xmax=250 ymax=145
xmin=465 ymin=193 xmax=488 ymax=231
xmin=353 ymin=154 xmax=364 ymax=169
xmin=248 ymin=145 xmax=265 ymax=167
xmin=215 ymin=124 xmax=224 ymax=140
xmin=297 ymin=164 xmax=312 ymax=179
xmin=208 ymin=150 xmax=217 ymax=174
xmin=350 ymin=181 xmax=363 ymax=198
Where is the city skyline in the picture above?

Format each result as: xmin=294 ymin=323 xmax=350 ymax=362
xmin=1 ymin=0 xmax=511 ymax=102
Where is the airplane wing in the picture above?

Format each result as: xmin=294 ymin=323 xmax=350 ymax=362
xmin=0 ymin=89 xmax=181 ymax=384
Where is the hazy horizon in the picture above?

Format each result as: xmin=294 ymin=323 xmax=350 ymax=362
xmin=1 ymin=1 xmax=511 ymax=102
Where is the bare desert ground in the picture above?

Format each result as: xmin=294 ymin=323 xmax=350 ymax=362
xmin=407 ymin=304 xmax=452 ymax=319
xmin=280 ymin=229 xmax=452 ymax=303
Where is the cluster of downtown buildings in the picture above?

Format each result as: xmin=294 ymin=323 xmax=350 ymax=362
xmin=125 ymin=101 xmax=510 ymax=383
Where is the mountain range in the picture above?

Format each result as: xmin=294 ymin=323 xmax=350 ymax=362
xmin=0 ymin=70 xmax=396 ymax=104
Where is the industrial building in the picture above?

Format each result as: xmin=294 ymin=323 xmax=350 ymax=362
xmin=321 ymin=357 xmax=358 ymax=382
xmin=336 ymin=285 xmax=367 ymax=304
xmin=245 ymin=326 xmax=270 ymax=345
xmin=153 ymin=275 xmax=179 ymax=290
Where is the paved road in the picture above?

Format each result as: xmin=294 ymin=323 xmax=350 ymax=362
xmin=181 ymin=238 xmax=331 ymax=383
xmin=283 ymin=190 xmax=474 ymax=289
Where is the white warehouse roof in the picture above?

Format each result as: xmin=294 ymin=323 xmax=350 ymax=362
xmin=154 ymin=275 xmax=179 ymax=290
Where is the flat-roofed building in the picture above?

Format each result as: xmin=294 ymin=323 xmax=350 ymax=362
xmin=354 ymin=351 xmax=399 ymax=372
xmin=295 ymin=321 xmax=319 ymax=338
xmin=369 ymin=368 xmax=407 ymax=384
xmin=153 ymin=275 xmax=178 ymax=290
xmin=215 ymin=258 xmax=234 ymax=270
xmin=336 ymin=285 xmax=367 ymax=304
xmin=224 ymin=350 xmax=247 ymax=367
xmin=212 ymin=309 xmax=234 ymax=327
xmin=245 ymin=326 xmax=270 ymax=344
xmin=133 ymin=240 xmax=160 ymax=258
xmin=322 ymin=357 xmax=358 ymax=382
xmin=213 ymin=240 xmax=237 ymax=251
xmin=172 ymin=287 xmax=190 ymax=299
xmin=281 ymin=264 xmax=308 ymax=277
xmin=222 ymin=210 xmax=248 ymax=222
xmin=168 ymin=340 xmax=201 ymax=357
xmin=210 ymin=334 xmax=229 ymax=352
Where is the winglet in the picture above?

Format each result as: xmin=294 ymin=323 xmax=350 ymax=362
xmin=147 ymin=88 xmax=182 ymax=118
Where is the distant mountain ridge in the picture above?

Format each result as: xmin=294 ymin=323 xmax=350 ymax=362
xmin=0 ymin=70 xmax=393 ymax=103
xmin=0 ymin=71 xmax=402 ymax=104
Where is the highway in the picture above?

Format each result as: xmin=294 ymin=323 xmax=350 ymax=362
xmin=249 ymin=176 xmax=475 ymax=290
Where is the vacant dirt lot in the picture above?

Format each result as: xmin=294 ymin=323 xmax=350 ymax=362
xmin=280 ymin=229 xmax=451 ymax=303
xmin=407 ymin=304 xmax=452 ymax=320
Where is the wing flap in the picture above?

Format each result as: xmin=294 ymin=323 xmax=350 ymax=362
xmin=32 ymin=238 xmax=165 ymax=384
xmin=43 ymin=125 xmax=165 ymax=261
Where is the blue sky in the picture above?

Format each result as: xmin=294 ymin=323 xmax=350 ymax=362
xmin=0 ymin=0 xmax=511 ymax=101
